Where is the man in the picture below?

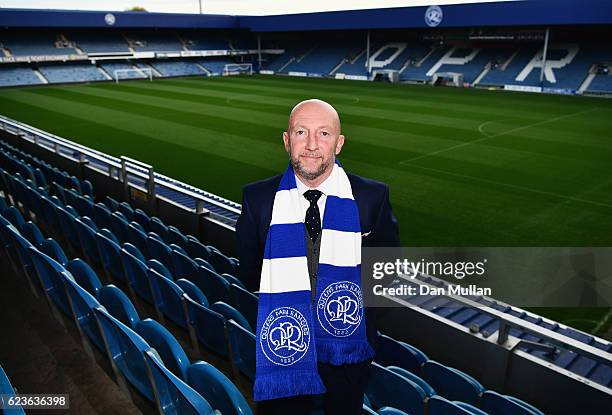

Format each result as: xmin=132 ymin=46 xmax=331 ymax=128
xmin=236 ymin=99 xmax=399 ymax=414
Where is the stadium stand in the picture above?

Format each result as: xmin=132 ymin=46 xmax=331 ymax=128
xmin=38 ymin=63 xmax=107 ymax=83
xmin=0 ymin=65 xmax=42 ymax=87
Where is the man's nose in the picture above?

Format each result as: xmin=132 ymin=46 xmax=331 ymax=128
xmin=305 ymin=132 xmax=317 ymax=150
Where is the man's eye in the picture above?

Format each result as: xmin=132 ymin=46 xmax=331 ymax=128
xmin=297 ymin=130 xmax=304 ymax=135
xmin=321 ymin=131 xmax=329 ymax=136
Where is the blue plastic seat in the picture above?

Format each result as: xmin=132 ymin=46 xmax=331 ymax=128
xmin=94 ymin=307 xmax=155 ymax=402
xmin=2 ymin=225 xmax=38 ymax=291
xmin=176 ymin=279 xmax=209 ymax=306
xmin=376 ymin=334 xmax=426 ymax=374
xmin=427 ymin=396 xmax=476 ymax=415
xmin=93 ymin=203 xmax=112 ymax=230
xmin=21 ymin=221 xmax=44 ymax=246
xmin=190 ymin=265 xmax=231 ymax=304
xmin=99 ymin=228 xmax=120 ymax=244
xmin=129 ymin=220 xmax=146 ymax=234
xmin=147 ymin=236 xmax=175 ymax=273
xmin=387 ymin=366 xmax=435 ymax=397
xmin=144 ymin=350 xmax=215 ymax=415
xmin=209 ymin=302 xmax=251 ymax=333
xmin=0 ymin=365 xmax=26 ymax=415
xmin=110 ymin=211 xmax=130 ymax=243
xmin=194 ymin=257 xmax=214 ymax=272
xmin=4 ymin=206 xmax=25 ymax=229
xmin=74 ymin=218 xmax=102 ymax=266
xmin=98 ymin=284 xmax=140 ymax=329
xmin=167 ymin=226 xmax=188 ymax=248
xmin=80 ymin=179 xmax=93 ymax=197
xmin=147 ymin=258 xmax=174 ymax=281
xmin=366 ymin=362 xmax=426 ymax=415
xmin=185 ymin=237 xmax=211 ymax=262
xmin=185 ymin=295 xmax=228 ymax=356
xmin=226 ymin=319 xmax=256 ymax=382
xmin=0 ymin=195 xmax=8 ymax=213
xmin=480 ymin=390 xmax=543 ymax=415
xmin=454 ymin=401 xmax=489 ymax=415
xmin=66 ymin=258 xmax=103 ymax=298
xmin=169 ymin=243 xmax=188 ymax=256
xmin=187 ymin=361 xmax=253 ymax=415
xmin=121 ymin=247 xmax=155 ymax=304
xmin=80 ymin=216 xmax=98 ymax=231
xmin=40 ymin=238 xmax=69 ymax=266
xmin=39 ymin=195 xmax=60 ymax=232
xmin=29 ymin=246 xmax=72 ymax=316
xmin=136 ymin=319 xmax=191 ymax=381
xmin=207 ymin=249 xmax=236 ymax=275
xmin=150 ymin=217 xmax=169 ymax=241
xmin=63 ymin=274 xmax=105 ymax=352
xmin=132 ymin=209 xmax=150 ymax=232
xmin=118 ymin=202 xmax=134 ymax=220
xmin=122 ymin=242 xmax=146 ymax=263
xmin=55 ymin=206 xmax=81 ymax=253
xmin=148 ymin=268 xmax=189 ymax=329
xmin=228 ymin=284 xmax=257 ymax=330
xmin=221 ymin=273 xmax=246 ymax=290
xmin=97 ymin=232 xmax=126 ymax=283
xmin=127 ymin=223 xmax=149 ymax=257
xmin=171 ymin=249 xmax=199 ymax=280
xmin=104 ymin=196 xmax=120 ymax=212
xmin=422 ymin=361 xmax=484 ymax=405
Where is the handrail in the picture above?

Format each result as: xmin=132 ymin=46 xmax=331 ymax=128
xmin=390 ymin=272 xmax=612 ymax=368
xmin=0 ymin=115 xmax=241 ymax=218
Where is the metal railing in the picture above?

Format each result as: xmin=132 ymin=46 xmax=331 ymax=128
xmin=0 ymin=115 xmax=241 ymax=226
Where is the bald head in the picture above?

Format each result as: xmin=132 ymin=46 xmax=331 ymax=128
xmin=288 ymin=99 xmax=341 ymax=135
xmin=283 ymin=98 xmax=345 ymax=187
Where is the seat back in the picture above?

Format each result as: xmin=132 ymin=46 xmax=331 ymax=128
xmin=97 ymin=232 xmax=126 ymax=282
xmin=422 ymin=361 xmax=484 ymax=405
xmin=187 ymin=361 xmax=253 ymax=415
xmin=167 ymin=225 xmax=188 ymax=248
xmin=63 ymin=275 xmax=105 ymax=351
xmin=427 ymin=396 xmax=475 ymax=415
xmin=376 ymin=334 xmax=425 ymax=374
xmin=94 ymin=307 xmax=155 ymax=401
xmin=74 ymin=218 xmax=101 ymax=265
xmin=366 ymin=362 xmax=426 ymax=415
xmin=387 ymin=366 xmax=435 ymax=397
xmin=146 ymin=236 xmax=174 ymax=273
xmin=29 ymin=246 xmax=72 ymax=316
xmin=121 ymin=248 xmax=154 ymax=303
xmin=147 ymin=268 xmax=187 ymax=328
xmin=40 ymin=238 xmax=69 ymax=266
xmin=21 ymin=221 xmax=44 ymax=246
xmin=209 ymin=302 xmax=251 ymax=333
xmin=185 ymin=295 xmax=228 ymax=356
xmin=136 ymin=319 xmax=190 ymax=381
xmin=66 ymin=258 xmax=103 ymax=298
xmin=147 ymin=258 xmax=174 ymax=281
xmin=98 ymin=284 xmax=140 ymax=329
xmin=176 ymin=279 xmax=209 ymax=307
xmin=229 ymin=283 xmax=258 ymax=330
xmin=226 ymin=319 xmax=256 ymax=382
xmin=144 ymin=350 xmax=215 ymax=415
xmin=481 ymin=390 xmax=543 ymax=415
xmin=171 ymin=249 xmax=199 ymax=280
xmin=192 ymin=266 xmax=230 ymax=304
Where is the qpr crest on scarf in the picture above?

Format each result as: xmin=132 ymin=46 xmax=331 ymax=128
xmin=317 ymin=281 xmax=364 ymax=337
xmin=424 ymin=5 xmax=443 ymax=27
xmin=260 ymin=306 xmax=311 ymax=366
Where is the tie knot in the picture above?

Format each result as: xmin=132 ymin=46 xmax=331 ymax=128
xmin=303 ymin=189 xmax=322 ymax=204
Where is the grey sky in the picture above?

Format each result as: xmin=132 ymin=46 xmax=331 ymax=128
xmin=0 ymin=1 xmax=511 ymax=16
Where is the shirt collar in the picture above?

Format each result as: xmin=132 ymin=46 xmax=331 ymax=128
xmin=295 ymin=167 xmax=334 ymax=197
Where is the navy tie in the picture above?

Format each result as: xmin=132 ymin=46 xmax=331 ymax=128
xmin=304 ymin=189 xmax=322 ymax=242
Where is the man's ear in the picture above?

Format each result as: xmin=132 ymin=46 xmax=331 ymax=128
xmin=282 ymin=131 xmax=290 ymax=153
xmin=335 ymin=134 xmax=345 ymax=155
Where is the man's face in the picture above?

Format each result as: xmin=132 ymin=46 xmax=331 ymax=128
xmin=283 ymin=102 xmax=345 ymax=182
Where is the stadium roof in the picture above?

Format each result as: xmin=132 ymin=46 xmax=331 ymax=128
xmin=0 ymin=0 xmax=610 ymax=30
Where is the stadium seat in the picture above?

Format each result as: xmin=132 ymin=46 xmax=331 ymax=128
xmin=21 ymin=221 xmax=44 ymax=246
xmin=167 ymin=225 xmax=188 ymax=248
xmin=378 ymin=408 xmax=411 ymax=415
xmin=148 ymin=268 xmax=189 ymax=328
xmin=422 ymin=361 xmax=484 ymax=405
xmin=62 ymin=273 xmax=106 ymax=352
xmin=190 ymin=265 xmax=231 ymax=304
xmin=93 ymin=203 xmax=112 ymax=230
xmin=2 ymin=225 xmax=39 ymax=294
xmin=376 ymin=334 xmax=427 ymax=374
xmin=150 ymin=217 xmax=169 ymax=240
xmin=221 ymin=273 xmax=246 ymax=290
xmin=127 ymin=222 xmax=149 ymax=257
xmin=118 ymin=201 xmax=134 ymax=220
xmin=194 ymin=257 xmax=214 ymax=272
xmin=135 ymin=319 xmax=190 ymax=381
xmin=184 ymin=295 xmax=228 ymax=356
xmin=93 ymin=307 xmax=155 ymax=402
xmin=144 ymin=350 xmax=215 ymax=415
xmin=74 ymin=218 xmax=102 ymax=266
xmin=480 ymin=390 xmax=543 ymax=415
xmin=4 ymin=206 xmax=25 ymax=229
xmin=28 ymin=246 xmax=72 ymax=317
xmin=120 ymin=246 xmax=156 ymax=306
xmin=40 ymin=238 xmax=69 ymax=266
xmin=80 ymin=179 xmax=93 ymax=197
xmin=185 ymin=236 xmax=211 ymax=262
xmin=187 ymin=361 xmax=253 ymax=415
xmin=147 ymin=258 xmax=174 ymax=280
xmin=387 ymin=366 xmax=435 ymax=397
xmin=97 ymin=284 xmax=140 ymax=329
xmin=226 ymin=319 xmax=256 ymax=382
xmin=132 ymin=209 xmax=151 ymax=231
xmin=228 ymin=283 xmax=258 ymax=330
xmin=176 ymin=278 xmax=209 ymax=306
xmin=146 ymin=236 xmax=175 ymax=273
xmin=362 ymin=404 xmax=377 ymax=414
xmin=366 ymin=362 xmax=426 ymax=415
xmin=0 ymin=195 xmax=10 ymax=212
xmin=97 ymin=232 xmax=126 ymax=283
xmin=99 ymin=228 xmax=120 ymax=244
xmin=454 ymin=401 xmax=489 ymax=415
xmin=104 ymin=196 xmax=120 ymax=212
xmin=169 ymin=243 xmax=188 ymax=256
xmin=110 ymin=211 xmax=130 ymax=243
xmin=209 ymin=302 xmax=251 ymax=333
xmin=0 ymin=365 xmax=26 ymax=415
xmin=80 ymin=216 xmax=98 ymax=231
xmin=207 ymin=249 xmax=236 ymax=275
xmin=66 ymin=258 xmax=103 ymax=298
xmin=171 ymin=249 xmax=199 ymax=280
xmin=427 ymin=396 xmax=476 ymax=415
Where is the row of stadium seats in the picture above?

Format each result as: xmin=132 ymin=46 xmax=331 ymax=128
xmin=0 ymin=137 xmax=547 ymax=414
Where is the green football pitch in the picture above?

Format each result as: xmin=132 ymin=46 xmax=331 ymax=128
xmin=1 ymin=75 xmax=611 ymax=339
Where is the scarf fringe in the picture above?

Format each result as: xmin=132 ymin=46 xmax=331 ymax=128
xmin=316 ymin=339 xmax=376 ymax=365
xmin=254 ymin=371 xmax=326 ymax=401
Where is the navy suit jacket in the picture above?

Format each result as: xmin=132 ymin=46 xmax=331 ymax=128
xmin=235 ymin=172 xmax=400 ymax=348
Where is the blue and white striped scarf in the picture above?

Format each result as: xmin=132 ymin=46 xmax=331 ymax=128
xmin=254 ymin=160 xmax=374 ymax=401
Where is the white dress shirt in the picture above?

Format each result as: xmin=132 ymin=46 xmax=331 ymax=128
xmin=295 ymin=173 xmax=334 ymax=223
